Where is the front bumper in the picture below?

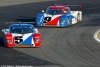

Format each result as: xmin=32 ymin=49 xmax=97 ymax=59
xmin=42 ymin=23 xmax=58 ymax=26
xmin=14 ymin=44 xmax=34 ymax=48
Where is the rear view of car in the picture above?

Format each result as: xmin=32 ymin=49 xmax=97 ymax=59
xmin=2 ymin=23 xmax=42 ymax=48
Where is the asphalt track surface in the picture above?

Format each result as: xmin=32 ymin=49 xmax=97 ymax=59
xmin=0 ymin=0 xmax=100 ymax=67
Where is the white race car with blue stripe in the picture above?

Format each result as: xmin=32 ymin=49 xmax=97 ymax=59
xmin=2 ymin=23 xmax=42 ymax=48
xmin=35 ymin=4 xmax=82 ymax=27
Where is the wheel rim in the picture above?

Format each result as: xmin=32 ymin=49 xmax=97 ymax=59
xmin=77 ymin=14 xmax=80 ymax=22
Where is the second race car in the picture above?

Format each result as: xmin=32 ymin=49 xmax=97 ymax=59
xmin=35 ymin=4 xmax=82 ymax=27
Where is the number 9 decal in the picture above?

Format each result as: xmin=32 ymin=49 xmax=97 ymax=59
xmin=15 ymin=36 xmax=23 ymax=44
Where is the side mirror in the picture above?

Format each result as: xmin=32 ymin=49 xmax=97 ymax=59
xmin=2 ymin=30 xmax=3 ymax=32
xmin=42 ymin=10 xmax=45 ymax=13
xmin=34 ymin=28 xmax=39 ymax=33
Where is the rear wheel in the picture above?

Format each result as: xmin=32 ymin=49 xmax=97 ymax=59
xmin=77 ymin=13 xmax=80 ymax=23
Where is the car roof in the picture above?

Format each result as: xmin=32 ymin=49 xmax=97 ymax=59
xmin=10 ymin=24 xmax=33 ymax=27
xmin=48 ymin=6 xmax=69 ymax=10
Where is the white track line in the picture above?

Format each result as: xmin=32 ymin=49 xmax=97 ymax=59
xmin=94 ymin=29 xmax=100 ymax=42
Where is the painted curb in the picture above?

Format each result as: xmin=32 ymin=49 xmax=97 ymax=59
xmin=94 ymin=29 xmax=100 ymax=42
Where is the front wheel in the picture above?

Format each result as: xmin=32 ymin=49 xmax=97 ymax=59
xmin=66 ymin=18 xmax=72 ymax=26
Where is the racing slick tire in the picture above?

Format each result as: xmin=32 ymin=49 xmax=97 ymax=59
xmin=66 ymin=17 xmax=72 ymax=27
xmin=77 ymin=13 xmax=80 ymax=23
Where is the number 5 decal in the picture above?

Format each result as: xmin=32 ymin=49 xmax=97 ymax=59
xmin=15 ymin=36 xmax=23 ymax=44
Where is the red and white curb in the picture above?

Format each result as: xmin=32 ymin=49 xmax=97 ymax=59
xmin=94 ymin=29 xmax=100 ymax=42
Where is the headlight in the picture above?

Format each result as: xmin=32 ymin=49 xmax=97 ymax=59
xmin=35 ymin=38 xmax=40 ymax=43
xmin=7 ymin=39 xmax=12 ymax=44
xmin=61 ymin=20 xmax=65 ymax=24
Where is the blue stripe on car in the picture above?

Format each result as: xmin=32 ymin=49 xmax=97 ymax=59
xmin=20 ymin=34 xmax=33 ymax=47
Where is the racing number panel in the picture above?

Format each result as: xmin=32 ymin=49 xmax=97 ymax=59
xmin=44 ymin=17 xmax=51 ymax=23
xmin=14 ymin=36 xmax=23 ymax=44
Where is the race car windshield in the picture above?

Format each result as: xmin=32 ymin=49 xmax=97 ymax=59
xmin=10 ymin=26 xmax=34 ymax=34
xmin=46 ymin=9 xmax=64 ymax=15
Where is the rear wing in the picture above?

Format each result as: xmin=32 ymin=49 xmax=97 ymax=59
xmin=52 ymin=4 xmax=82 ymax=8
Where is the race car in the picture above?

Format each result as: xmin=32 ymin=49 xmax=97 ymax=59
xmin=2 ymin=22 xmax=42 ymax=48
xmin=35 ymin=4 xmax=82 ymax=27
